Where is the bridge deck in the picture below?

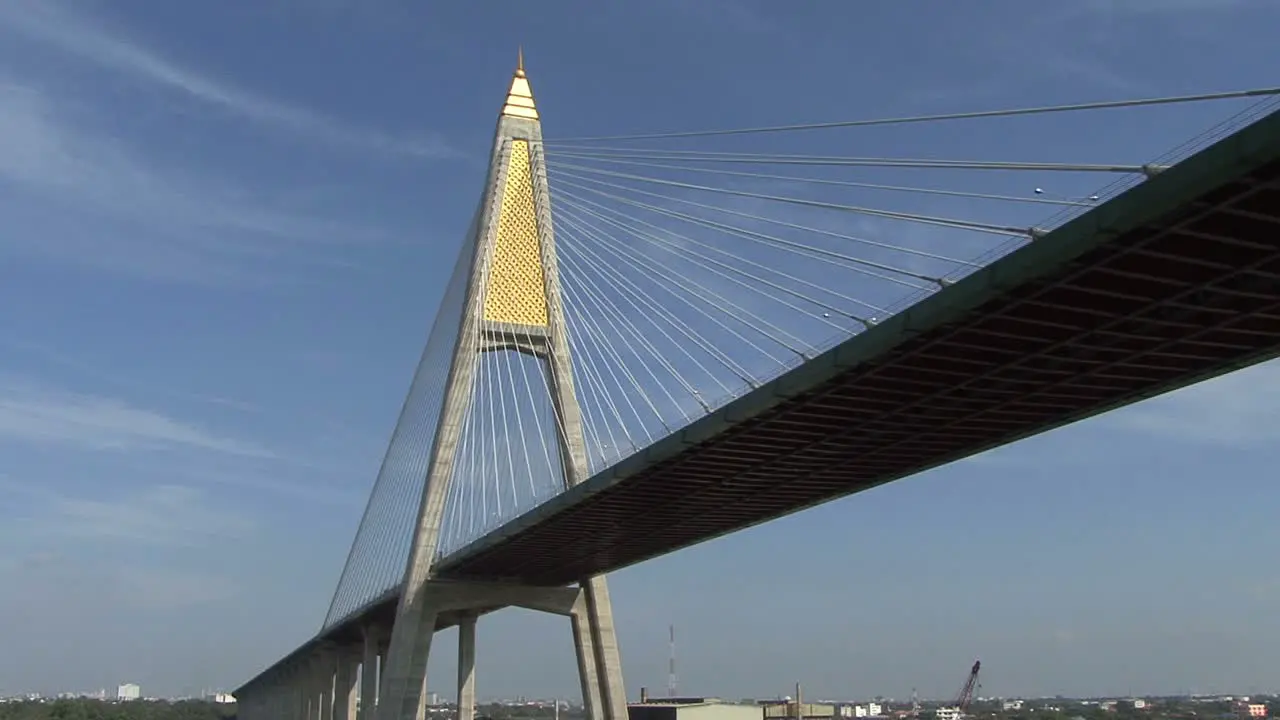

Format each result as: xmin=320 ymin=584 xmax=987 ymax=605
xmin=432 ymin=107 xmax=1280 ymax=586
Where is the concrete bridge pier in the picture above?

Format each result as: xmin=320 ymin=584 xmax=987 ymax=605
xmin=380 ymin=579 xmax=626 ymax=720
xmin=456 ymin=614 xmax=477 ymax=720
xmin=334 ymin=642 xmax=360 ymax=720
xmin=359 ymin=624 xmax=385 ymax=720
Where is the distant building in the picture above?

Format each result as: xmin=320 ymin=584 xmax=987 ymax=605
xmin=207 ymin=693 xmax=236 ymax=704
xmin=117 ymin=684 xmax=141 ymax=701
xmin=1003 ymin=702 xmax=1024 ymax=711
xmin=850 ymin=704 xmax=883 ymax=718
xmin=935 ymin=708 xmax=961 ymax=720
xmin=1238 ymin=704 xmax=1267 ymax=718
xmin=761 ymin=701 xmax=836 ymax=720
xmin=630 ymin=698 xmax=762 ymax=720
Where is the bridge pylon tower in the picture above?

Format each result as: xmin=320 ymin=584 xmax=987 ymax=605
xmin=375 ymin=54 xmax=629 ymax=720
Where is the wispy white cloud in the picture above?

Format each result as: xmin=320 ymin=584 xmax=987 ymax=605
xmin=0 ymin=378 xmax=275 ymax=458
xmin=0 ymin=338 xmax=262 ymax=414
xmin=0 ymin=77 xmax=385 ymax=282
xmin=0 ymin=0 xmax=454 ymax=160
xmin=39 ymin=484 xmax=254 ymax=546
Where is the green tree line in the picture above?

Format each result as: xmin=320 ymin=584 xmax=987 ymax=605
xmin=0 ymin=699 xmax=235 ymax=720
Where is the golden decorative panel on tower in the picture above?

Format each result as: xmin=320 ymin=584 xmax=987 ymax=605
xmin=483 ymin=139 xmax=549 ymax=326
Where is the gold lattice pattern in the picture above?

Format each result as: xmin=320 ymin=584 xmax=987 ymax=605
xmin=483 ymin=139 xmax=549 ymax=327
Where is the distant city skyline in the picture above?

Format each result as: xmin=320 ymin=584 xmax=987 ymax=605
xmin=2 ymin=0 xmax=1280 ymax=703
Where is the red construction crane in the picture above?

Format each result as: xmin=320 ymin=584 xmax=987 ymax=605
xmin=953 ymin=660 xmax=981 ymax=714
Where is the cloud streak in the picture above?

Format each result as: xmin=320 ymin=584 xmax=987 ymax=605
xmin=0 ymin=0 xmax=454 ymax=160
xmin=0 ymin=77 xmax=385 ymax=282
xmin=0 ymin=379 xmax=275 ymax=458
xmin=46 ymin=484 xmax=253 ymax=546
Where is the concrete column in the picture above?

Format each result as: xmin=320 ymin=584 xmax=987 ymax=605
xmin=377 ymin=637 xmax=389 ymax=711
xmin=570 ymin=611 xmax=603 ymax=720
xmin=335 ymin=645 xmax=360 ymax=720
xmin=270 ymin=678 xmax=286 ymax=720
xmin=294 ymin=665 xmax=309 ymax=720
xmin=360 ymin=627 xmax=380 ymax=720
xmin=320 ymin=658 xmax=335 ymax=720
xmin=415 ymin=669 xmax=431 ymax=720
xmin=457 ymin=615 xmax=477 ymax=720
xmin=584 ymin=577 xmax=628 ymax=720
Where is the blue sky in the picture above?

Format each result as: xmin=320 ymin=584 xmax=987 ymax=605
xmin=2 ymin=0 xmax=1280 ymax=703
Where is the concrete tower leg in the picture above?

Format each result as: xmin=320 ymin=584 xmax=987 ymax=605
xmin=360 ymin=627 xmax=380 ymax=720
xmin=528 ymin=131 xmax=630 ymax=720
xmin=571 ymin=610 xmax=604 ymax=720
xmin=335 ymin=645 xmax=360 ymax=720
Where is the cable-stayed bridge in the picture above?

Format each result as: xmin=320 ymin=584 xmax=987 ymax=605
xmin=234 ymin=57 xmax=1280 ymax=720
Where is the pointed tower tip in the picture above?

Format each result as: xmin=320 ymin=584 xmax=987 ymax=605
xmin=501 ymin=48 xmax=538 ymax=120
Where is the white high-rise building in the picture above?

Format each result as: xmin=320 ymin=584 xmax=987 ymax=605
xmin=117 ymin=684 xmax=141 ymax=701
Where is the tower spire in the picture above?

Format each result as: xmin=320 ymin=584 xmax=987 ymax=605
xmin=502 ymin=48 xmax=537 ymax=119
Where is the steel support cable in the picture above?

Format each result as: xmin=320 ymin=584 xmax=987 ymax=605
xmin=559 ymin=295 xmax=639 ymax=459
xmin=550 ymin=172 xmax=941 ymax=291
xmin=550 ymin=228 xmax=705 ymax=421
xmin=552 ymin=209 xmax=741 ymax=401
xmin=456 ymin=362 xmax=486 ymax=553
xmin=326 ymin=223 xmax=480 ymax=626
xmin=557 ymin=292 xmax=633 ymax=458
xmin=377 ymin=233 xmax=492 ymax=596
xmin=470 ymin=342 xmax=491 ymax=536
xmin=562 ymin=275 xmax=672 ymax=443
xmin=483 ymin=340 xmax=502 ymax=525
xmin=465 ymin=249 xmax=499 ymax=547
xmin=450 ymin=317 xmax=482 ymax=554
xmin=544 ymin=152 xmax=1095 ymax=207
xmin=379 ymin=230 xmax=493 ymax=597
xmin=440 ymin=316 xmax=481 ymax=550
xmin=544 ymin=86 xmax=1280 ymax=142
xmin=558 ymin=239 xmax=739 ymax=423
xmin=555 ymin=260 xmax=671 ymax=440
xmin=560 ymin=200 xmax=833 ymax=362
xmin=552 ymin=233 xmax=701 ymax=422
xmin=440 ymin=354 xmax=481 ymax=556
xmin=557 ymin=204 xmax=801 ymax=373
xmin=438 ymin=379 xmax=475 ymax=556
xmin=554 ymin=208 xmax=760 ymax=394
xmin=465 ymin=366 xmax=485 ymax=544
xmin=546 ymin=149 xmax=1164 ymax=176
xmin=548 ymin=163 xmax=1036 ymax=237
xmin=567 ymin=282 xmax=650 ymax=457
xmin=497 ymin=334 xmax=534 ymax=509
xmin=557 ymin=188 xmax=889 ymax=319
xmin=548 ymin=307 xmax=609 ymax=472
xmin=493 ymin=341 xmax=517 ymax=520
xmin=438 ymin=329 xmax=482 ymax=555
xmin=508 ymin=330 xmax=548 ymax=504
xmin=557 ymin=193 xmax=866 ymax=336
xmin=509 ymin=332 xmax=561 ymax=503
xmin=572 ymin=357 xmax=625 ymax=474
xmin=559 ymin=231 xmax=759 ymax=402
xmin=549 ymin=164 xmax=975 ymax=270
xmin=559 ymin=276 xmax=651 ymax=451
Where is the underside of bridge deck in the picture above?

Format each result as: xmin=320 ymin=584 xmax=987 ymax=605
xmin=432 ymin=108 xmax=1280 ymax=587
